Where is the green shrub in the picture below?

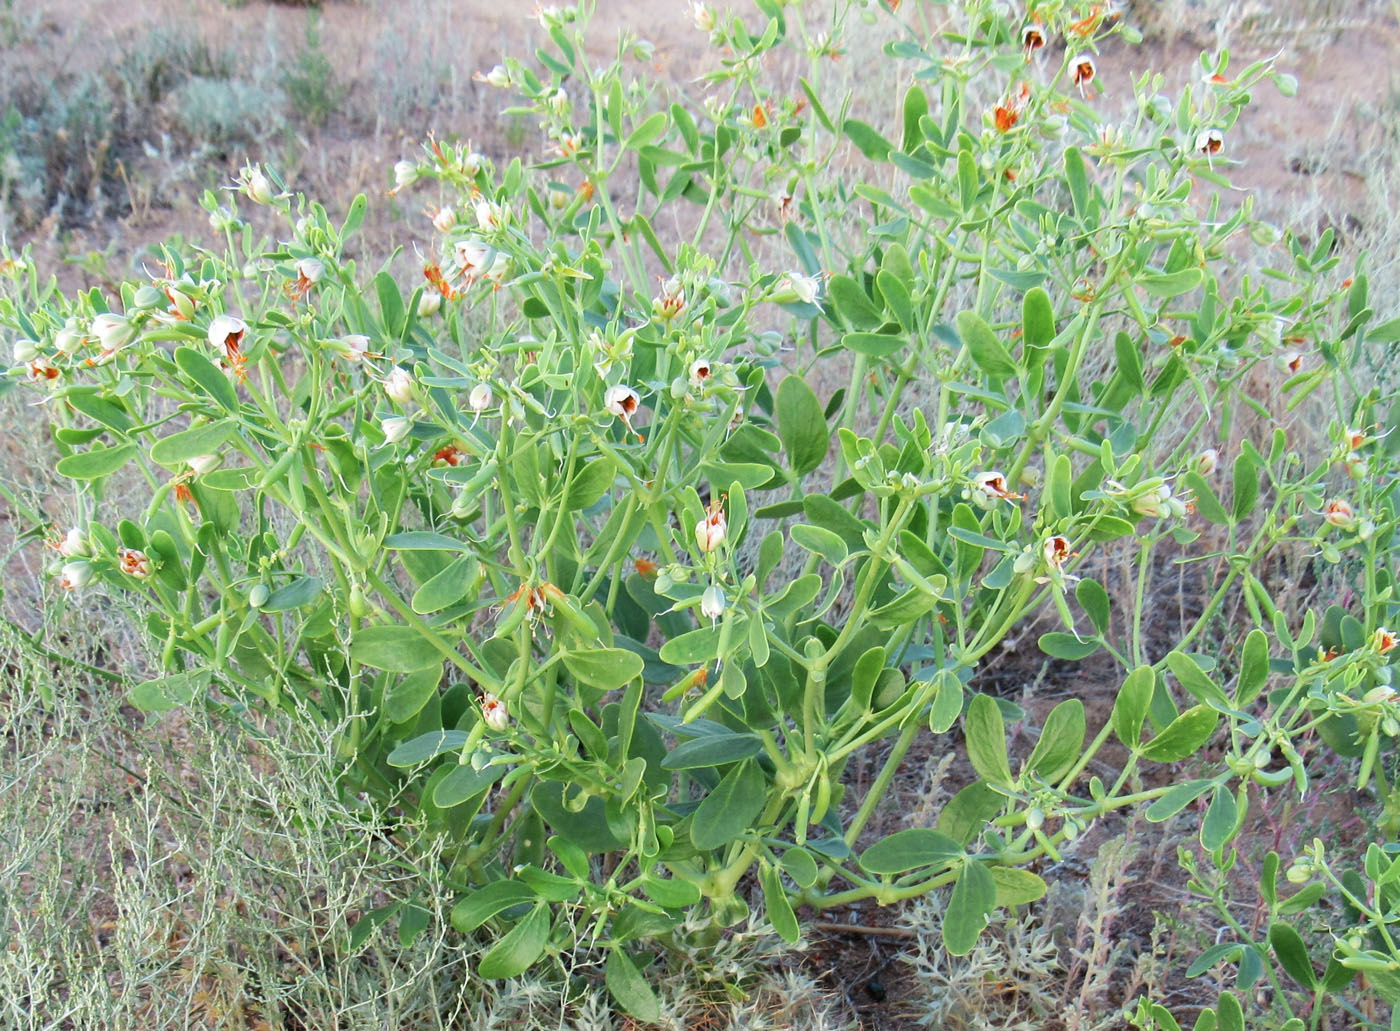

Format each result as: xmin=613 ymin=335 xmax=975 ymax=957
xmin=3 ymin=0 xmax=1398 ymax=1024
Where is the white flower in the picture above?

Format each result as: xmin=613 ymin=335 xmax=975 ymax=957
xmin=548 ymin=87 xmax=569 ymax=116
xmin=295 ymin=257 xmax=324 ymax=285
xmin=393 ymin=160 xmax=419 ymax=190
xmin=381 ymin=416 xmax=411 ymax=445
xmin=432 ymin=206 xmax=456 ymax=232
xmin=11 ymin=338 xmax=38 ymax=364
xmin=58 ymin=527 xmax=89 ymax=558
xmin=1375 ymin=629 xmax=1398 ymax=655
xmin=1195 ymin=128 xmax=1224 ymax=156
xmin=90 ymin=314 xmax=136 ymax=354
xmin=700 ymin=584 xmax=725 ymax=621
xmin=53 ymin=323 xmax=84 ymax=354
xmin=117 ymin=547 xmax=152 ymax=579
xmin=417 ymin=290 xmax=442 ymax=318
xmin=384 ymin=366 xmax=415 ymax=405
xmin=1194 ymin=448 xmax=1219 ymax=477
xmin=971 ymin=471 xmax=1022 ymax=502
xmin=1323 ymin=498 xmax=1356 ymax=529
xmin=691 ymin=1 xmax=716 ymax=31
xmin=469 ymin=383 xmax=494 ymax=413
xmin=187 ymin=454 xmax=222 ymax=476
xmin=481 ymin=692 xmax=510 ymax=732
xmin=207 ymin=314 xmax=248 ymax=354
xmin=604 ymin=384 xmax=640 ymax=419
xmin=59 ymin=560 xmax=94 ymax=591
xmin=688 ymin=358 xmax=713 ymax=389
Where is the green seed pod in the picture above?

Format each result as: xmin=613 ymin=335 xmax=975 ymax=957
xmin=248 ymin=583 xmax=270 ymax=608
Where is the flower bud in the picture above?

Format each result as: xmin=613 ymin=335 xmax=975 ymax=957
xmin=772 ymin=271 xmax=822 ymax=308
xmin=417 ymin=289 xmax=442 ymax=318
xmin=474 ymin=200 xmax=507 ymax=232
xmin=1025 ymin=806 xmax=1045 ymax=831
xmin=11 ymin=338 xmax=38 ymax=364
xmin=469 ymin=382 xmax=494 ymax=413
xmin=238 ymin=164 xmax=275 ymax=204
xmin=335 ymin=334 xmax=371 ymax=362
xmin=695 ymin=502 xmax=727 ymax=554
xmin=91 ymin=313 xmax=136 ymax=354
xmin=58 ymin=527 xmax=90 ymax=558
xmin=393 ymin=160 xmax=419 ymax=190
xmin=480 ymin=64 xmax=511 ymax=88
xmin=187 ymin=453 xmax=222 ymax=476
xmin=481 ymin=692 xmax=510 ymax=732
xmin=548 ymin=87 xmax=569 ymax=116
xmin=701 ymin=584 xmax=726 ymax=621
xmin=691 ymin=1 xmax=716 ymax=31
xmin=378 ymin=414 xmax=408 ymax=442
xmin=432 ymin=206 xmax=456 ymax=233
xmin=384 ymin=366 xmax=415 ymax=405
xmin=1194 ymin=448 xmax=1219 ymax=476
xmin=59 ymin=560 xmax=94 ymax=591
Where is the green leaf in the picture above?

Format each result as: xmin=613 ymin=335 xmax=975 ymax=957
xmin=1139 ymin=268 xmax=1204 ymax=298
xmin=956 ymin=148 xmax=977 ymax=212
xmin=660 ymin=731 xmax=762 ymax=770
xmin=827 ymin=275 xmax=884 ymax=330
xmin=1038 ymin=633 xmax=1099 ymax=660
xmin=411 ymin=555 xmax=478 ymax=614
xmin=1236 ymin=629 xmax=1269 ymax=707
xmin=1064 ymin=146 xmax=1089 ymax=220
xmin=564 ymin=457 xmax=616 ymax=510
xmin=531 ymin=782 xmax=624 ymax=853
xmin=780 ymin=848 xmax=820 ymax=888
xmin=1200 ymin=785 xmax=1240 ymax=852
xmin=859 ymin=828 xmax=961 ymax=874
xmin=790 ymin=523 xmax=847 ymax=566
xmin=1146 ymin=779 xmax=1213 ymax=821
xmin=1025 ymin=699 xmax=1085 ymax=783
xmin=901 ymin=83 xmax=928 ymax=152
xmin=1215 ymin=991 xmax=1245 ymax=1031
xmin=351 ymin=624 xmax=443 ymax=672
xmin=1232 ymin=451 xmax=1259 ymax=522
xmin=398 ymin=903 xmax=430 ymax=948
xmin=624 ymin=111 xmax=669 ymax=150
xmin=263 ymin=576 xmax=322 ymax=612
xmin=1183 ymin=471 xmax=1230 ymax=525
xmin=1140 ymin=706 xmax=1218 ymax=762
xmin=642 ymin=874 xmax=701 ymax=908
xmin=944 ymin=860 xmax=996 ymax=955
xmin=174 ymin=345 xmax=238 ymax=411
xmin=760 ymin=862 xmax=801 ymax=943
xmin=606 ymin=948 xmax=662 ymax=1023
xmin=990 ymin=866 xmax=1047 ymax=907
xmin=658 ymin=623 xmax=723 ymax=666
xmin=55 ymin=443 xmax=138 ymax=480
xmin=129 ymin=669 xmax=208 ymax=712
xmin=955 ymin=310 xmax=1017 ymax=378
xmin=149 ymin=420 xmax=236 ymax=467
xmin=965 ymin=693 xmax=1012 ymax=787
xmin=477 ymin=902 xmax=549 ymax=979
xmin=376 ymin=271 xmax=406 ymax=338
xmin=842 ymin=118 xmax=893 ymax=161
xmin=387 ymin=730 xmax=469 ymax=767
xmin=1111 ymin=666 xmax=1154 ymax=748
xmin=384 ymin=667 xmax=442 ymax=723
xmin=776 ymin=376 xmax=830 ymax=476
xmin=1076 ymin=578 xmax=1111 ymax=636
xmin=66 ymin=391 xmax=133 ymax=434
xmin=1165 ymin=651 xmax=1232 ymax=710
xmin=1022 ymin=288 xmax=1055 ymax=370
xmin=691 ymin=760 xmax=764 ymax=851
xmin=1269 ymin=922 xmax=1318 ymax=990
xmin=563 ymin=648 xmax=644 ymax=691
xmin=433 ymin=763 xmax=505 ymax=808
xmin=841 ymin=331 xmax=905 ymax=357
xmin=939 ymin=782 xmax=1005 ymax=845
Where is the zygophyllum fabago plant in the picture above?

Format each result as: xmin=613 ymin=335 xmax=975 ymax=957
xmin=5 ymin=0 xmax=1399 ymax=1020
